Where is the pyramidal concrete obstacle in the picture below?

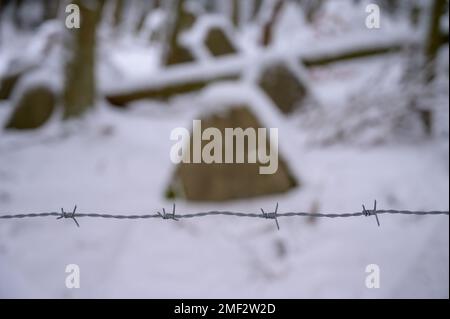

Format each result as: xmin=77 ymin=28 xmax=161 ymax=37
xmin=166 ymin=86 xmax=300 ymax=201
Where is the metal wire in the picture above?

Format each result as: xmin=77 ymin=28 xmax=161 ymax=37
xmin=0 ymin=201 xmax=448 ymax=230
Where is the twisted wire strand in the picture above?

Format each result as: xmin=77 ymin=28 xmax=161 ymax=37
xmin=0 ymin=209 xmax=448 ymax=220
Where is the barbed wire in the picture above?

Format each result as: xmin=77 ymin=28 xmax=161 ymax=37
xmin=0 ymin=201 xmax=448 ymax=230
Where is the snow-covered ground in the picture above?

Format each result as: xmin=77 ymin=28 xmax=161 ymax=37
xmin=0 ymin=0 xmax=448 ymax=299
xmin=0 ymin=73 xmax=448 ymax=298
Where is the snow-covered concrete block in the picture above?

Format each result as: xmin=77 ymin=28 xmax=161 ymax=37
xmin=181 ymin=15 xmax=239 ymax=61
xmin=204 ymin=27 xmax=237 ymax=57
xmin=166 ymin=105 xmax=298 ymax=201
xmin=258 ymin=62 xmax=308 ymax=114
xmin=5 ymin=85 xmax=55 ymax=130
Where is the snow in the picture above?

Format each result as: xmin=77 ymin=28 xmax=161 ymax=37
xmin=0 ymin=0 xmax=448 ymax=299
xmin=0 ymin=79 xmax=448 ymax=298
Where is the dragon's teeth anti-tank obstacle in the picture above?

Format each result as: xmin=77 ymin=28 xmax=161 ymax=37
xmin=166 ymin=105 xmax=298 ymax=202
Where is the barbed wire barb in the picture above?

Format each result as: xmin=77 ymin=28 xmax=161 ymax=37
xmin=157 ymin=203 xmax=178 ymax=221
xmin=261 ymin=202 xmax=280 ymax=230
xmin=56 ymin=205 xmax=79 ymax=227
xmin=363 ymin=200 xmax=380 ymax=227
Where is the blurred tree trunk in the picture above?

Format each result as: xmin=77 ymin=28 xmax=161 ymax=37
xmin=423 ymin=0 xmax=446 ymax=83
xmin=231 ymin=0 xmax=239 ymax=27
xmin=163 ymin=0 xmax=183 ymax=65
xmin=12 ymin=0 xmax=23 ymax=29
xmin=0 ymin=0 xmax=4 ymax=48
xmin=43 ymin=0 xmax=60 ymax=21
xmin=163 ymin=0 xmax=195 ymax=66
xmin=421 ymin=0 xmax=446 ymax=135
xmin=113 ymin=0 xmax=124 ymax=29
xmin=134 ymin=0 xmax=152 ymax=34
xmin=0 ymin=0 xmax=19 ymax=26
xmin=261 ymin=0 xmax=284 ymax=47
xmin=299 ymin=0 xmax=323 ymax=23
xmin=251 ymin=0 xmax=263 ymax=21
xmin=63 ymin=0 xmax=104 ymax=119
xmin=204 ymin=0 xmax=217 ymax=13
xmin=408 ymin=0 xmax=446 ymax=136
xmin=409 ymin=1 xmax=422 ymax=27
